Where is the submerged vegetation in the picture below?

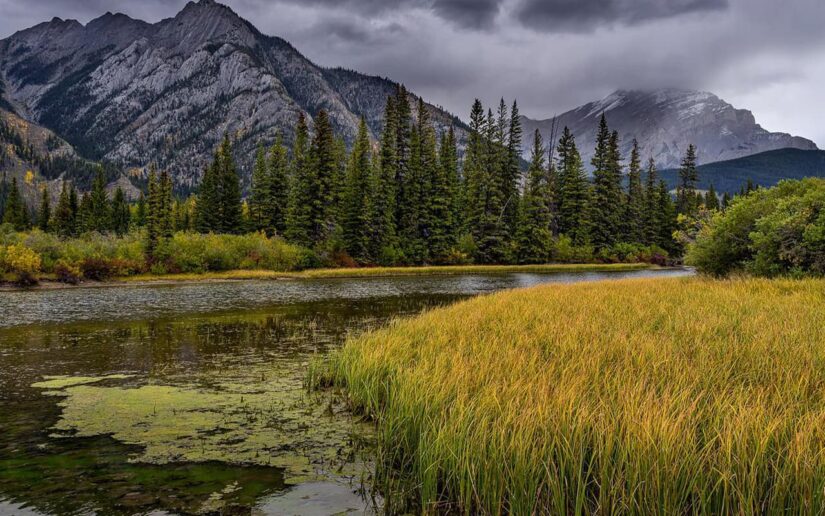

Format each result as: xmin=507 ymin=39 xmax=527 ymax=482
xmin=313 ymin=276 xmax=825 ymax=514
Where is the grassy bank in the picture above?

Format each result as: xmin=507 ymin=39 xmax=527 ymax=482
xmin=119 ymin=263 xmax=652 ymax=283
xmin=312 ymin=277 xmax=825 ymax=514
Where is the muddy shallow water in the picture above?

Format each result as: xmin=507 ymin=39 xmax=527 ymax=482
xmin=0 ymin=269 xmax=691 ymax=515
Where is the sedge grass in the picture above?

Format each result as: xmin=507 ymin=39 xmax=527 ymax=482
xmin=312 ymin=277 xmax=825 ymax=514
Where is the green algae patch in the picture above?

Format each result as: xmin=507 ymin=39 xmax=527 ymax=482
xmin=32 ymin=366 xmax=373 ymax=485
xmin=32 ymin=374 xmax=133 ymax=390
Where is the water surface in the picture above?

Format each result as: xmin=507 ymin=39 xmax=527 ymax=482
xmin=0 ymin=268 xmax=691 ymax=515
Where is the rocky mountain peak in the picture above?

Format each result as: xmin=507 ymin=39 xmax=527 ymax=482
xmin=522 ymin=88 xmax=817 ymax=170
xmin=0 ymin=1 xmax=463 ymax=189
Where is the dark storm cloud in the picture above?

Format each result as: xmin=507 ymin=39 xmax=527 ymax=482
xmin=515 ymin=0 xmax=729 ymax=31
xmin=263 ymin=0 xmax=501 ymax=29
xmin=431 ymin=0 xmax=501 ymax=29
xmin=0 ymin=0 xmax=824 ymax=145
xmin=301 ymin=16 xmax=406 ymax=45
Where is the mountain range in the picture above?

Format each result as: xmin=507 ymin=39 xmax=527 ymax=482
xmin=0 ymin=0 xmax=461 ymax=190
xmin=521 ymin=89 xmax=817 ymax=170
xmin=0 ymin=0 xmax=820 ymax=197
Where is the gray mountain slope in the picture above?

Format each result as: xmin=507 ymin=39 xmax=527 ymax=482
xmin=0 ymin=0 xmax=463 ymax=188
xmin=521 ymin=89 xmax=817 ymax=170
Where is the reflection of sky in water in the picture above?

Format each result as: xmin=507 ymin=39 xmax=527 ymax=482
xmin=0 ymin=269 xmax=692 ymax=328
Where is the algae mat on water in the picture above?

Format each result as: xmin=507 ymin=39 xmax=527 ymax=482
xmin=33 ymin=361 xmax=373 ymax=484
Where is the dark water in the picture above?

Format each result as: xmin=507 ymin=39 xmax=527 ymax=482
xmin=0 ymin=269 xmax=691 ymax=515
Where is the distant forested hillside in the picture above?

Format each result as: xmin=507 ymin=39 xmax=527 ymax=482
xmin=661 ymin=149 xmax=825 ymax=194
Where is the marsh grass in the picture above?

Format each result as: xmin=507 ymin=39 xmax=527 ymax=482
xmin=120 ymin=263 xmax=652 ymax=283
xmin=312 ymin=277 xmax=825 ymax=514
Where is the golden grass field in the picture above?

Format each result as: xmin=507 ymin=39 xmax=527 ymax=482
xmin=312 ymin=277 xmax=825 ymax=514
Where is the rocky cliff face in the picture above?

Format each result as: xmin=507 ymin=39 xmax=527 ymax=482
xmin=0 ymin=0 xmax=462 ymax=188
xmin=521 ymin=89 xmax=818 ymax=170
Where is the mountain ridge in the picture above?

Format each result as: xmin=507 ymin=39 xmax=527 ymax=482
xmin=0 ymin=0 xmax=464 ymax=188
xmin=521 ymin=88 xmax=817 ymax=170
xmin=659 ymin=148 xmax=825 ymax=194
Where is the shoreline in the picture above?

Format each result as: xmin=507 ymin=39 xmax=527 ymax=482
xmin=0 ymin=263 xmax=660 ymax=291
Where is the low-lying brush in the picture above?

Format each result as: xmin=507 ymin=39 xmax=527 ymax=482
xmin=313 ymin=277 xmax=825 ymax=514
xmin=0 ymin=227 xmax=308 ymax=283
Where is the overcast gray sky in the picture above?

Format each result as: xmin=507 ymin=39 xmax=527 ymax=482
xmin=1 ymin=0 xmax=823 ymax=146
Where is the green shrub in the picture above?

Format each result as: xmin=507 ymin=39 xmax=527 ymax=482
xmin=553 ymin=235 xmax=594 ymax=263
xmin=153 ymin=232 xmax=306 ymax=273
xmin=686 ymin=178 xmax=825 ymax=277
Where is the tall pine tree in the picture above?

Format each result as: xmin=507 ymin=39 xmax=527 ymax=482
xmin=341 ymin=118 xmax=373 ymax=263
xmin=624 ymin=139 xmax=644 ymax=243
xmin=676 ymin=144 xmax=699 ymax=216
xmin=556 ymin=127 xmax=591 ymax=246
xmin=370 ymin=95 xmax=399 ymax=262
xmin=2 ymin=177 xmax=27 ymax=231
xmin=38 ymin=186 xmax=50 ymax=232
xmin=267 ymin=134 xmax=289 ymax=236
xmin=111 ymin=187 xmax=131 ymax=236
xmin=516 ymin=129 xmax=553 ymax=263
xmin=286 ymin=113 xmax=313 ymax=246
xmin=590 ymin=115 xmax=622 ymax=248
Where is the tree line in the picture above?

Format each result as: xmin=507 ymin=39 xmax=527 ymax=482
xmin=3 ymin=86 xmax=732 ymax=266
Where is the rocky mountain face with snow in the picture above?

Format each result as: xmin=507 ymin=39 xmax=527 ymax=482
xmin=0 ymin=0 xmax=462 ymax=188
xmin=521 ymin=89 xmax=818 ymax=170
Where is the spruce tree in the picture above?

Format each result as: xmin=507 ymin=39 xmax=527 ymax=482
xmin=0 ymin=173 xmax=7 ymax=221
xmin=267 ymin=134 xmax=289 ymax=236
xmin=308 ymin=110 xmax=337 ymax=244
xmin=624 ymin=139 xmax=644 ymax=243
xmin=705 ymin=184 xmax=720 ymax=211
xmin=424 ymin=103 xmax=453 ymax=262
xmin=111 ymin=187 xmax=131 ymax=236
xmin=135 ymin=194 xmax=147 ymax=227
xmin=341 ymin=118 xmax=373 ymax=263
xmin=556 ymin=127 xmax=591 ymax=246
xmin=642 ymin=158 xmax=660 ymax=246
xmin=249 ymin=143 xmax=271 ymax=233
xmin=2 ymin=177 xmax=27 ymax=231
xmin=159 ymin=171 xmax=174 ymax=239
xmin=394 ymin=85 xmax=413 ymax=240
xmin=441 ymin=126 xmax=461 ymax=245
xmin=472 ymin=106 xmax=509 ymax=264
xmin=676 ymin=144 xmax=699 ymax=216
xmin=590 ymin=115 xmax=623 ymax=248
xmin=657 ymin=180 xmax=676 ymax=252
xmin=286 ymin=112 xmax=313 ymax=246
xmin=371 ymin=95 xmax=399 ymax=262
xmin=68 ymin=186 xmax=79 ymax=233
xmin=89 ymin=168 xmax=111 ymax=232
xmin=400 ymin=109 xmax=425 ymax=262
xmin=38 ymin=186 xmax=50 ymax=232
xmin=77 ymin=192 xmax=93 ymax=234
xmin=504 ymin=100 xmax=523 ymax=234
xmin=217 ymin=135 xmax=242 ymax=234
xmin=464 ymin=99 xmax=487 ymax=240
xmin=195 ymin=162 xmax=219 ymax=233
xmin=516 ymin=129 xmax=552 ymax=263
xmin=145 ymin=167 xmax=161 ymax=255
xmin=53 ymin=181 xmax=75 ymax=237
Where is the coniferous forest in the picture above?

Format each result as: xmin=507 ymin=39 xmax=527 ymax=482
xmin=1 ymin=85 xmax=727 ymax=279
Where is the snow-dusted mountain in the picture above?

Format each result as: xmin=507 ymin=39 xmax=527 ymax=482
xmin=521 ymin=89 xmax=818 ymax=170
xmin=0 ymin=0 xmax=462 ymax=188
